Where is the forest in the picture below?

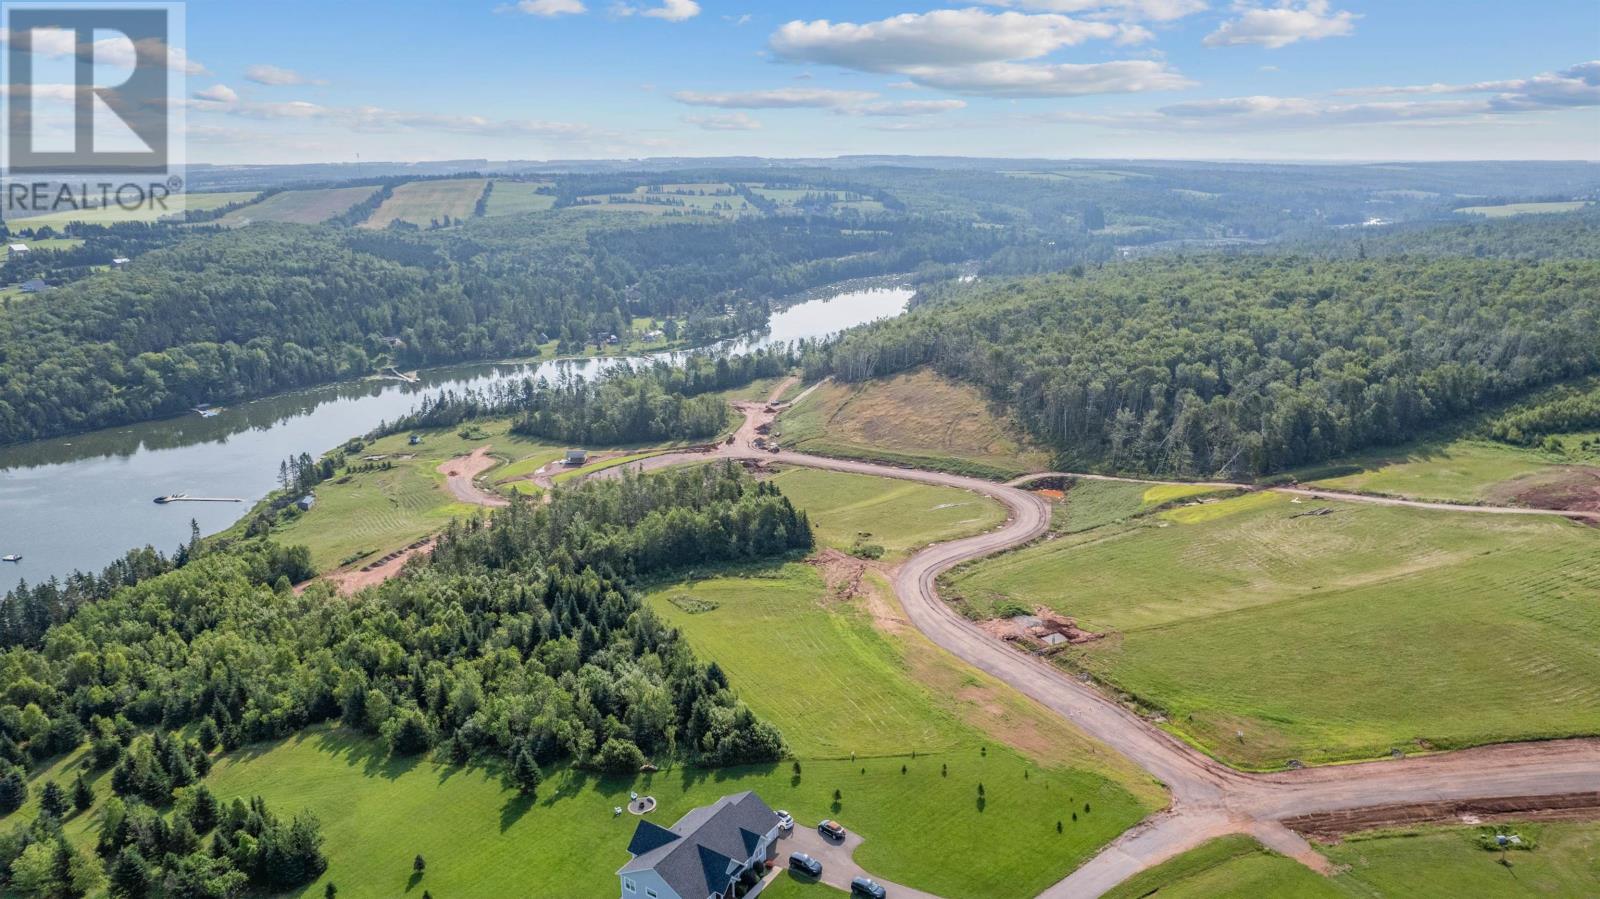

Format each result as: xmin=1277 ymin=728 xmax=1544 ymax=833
xmin=0 ymin=463 xmax=808 ymax=893
xmin=813 ymin=255 xmax=1600 ymax=477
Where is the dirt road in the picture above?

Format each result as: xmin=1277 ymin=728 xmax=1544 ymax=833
xmin=438 ymin=446 xmax=508 ymax=508
xmin=597 ymin=401 xmax=1600 ymax=898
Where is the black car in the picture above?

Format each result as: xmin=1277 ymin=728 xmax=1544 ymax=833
xmin=850 ymin=876 xmax=887 ymax=899
xmin=818 ymin=819 xmax=847 ymax=840
xmin=788 ymin=852 xmax=823 ymax=878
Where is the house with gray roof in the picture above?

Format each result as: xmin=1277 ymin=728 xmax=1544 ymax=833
xmin=618 ymin=791 xmax=780 ymax=899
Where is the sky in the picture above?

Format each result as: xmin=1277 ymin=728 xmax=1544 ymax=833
xmin=10 ymin=0 xmax=1600 ymax=164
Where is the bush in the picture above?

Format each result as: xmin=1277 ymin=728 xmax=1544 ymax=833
xmin=590 ymin=738 xmax=646 ymax=774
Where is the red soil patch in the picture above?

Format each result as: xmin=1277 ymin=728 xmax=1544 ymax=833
xmin=1287 ymin=792 xmax=1600 ymax=841
xmin=1491 ymin=466 xmax=1600 ymax=514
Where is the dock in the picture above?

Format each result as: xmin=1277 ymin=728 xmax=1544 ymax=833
xmin=154 ymin=494 xmax=243 ymax=504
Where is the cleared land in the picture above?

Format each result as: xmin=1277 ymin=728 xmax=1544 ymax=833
xmin=13 ymin=191 xmax=257 ymax=227
xmin=947 ymin=489 xmax=1600 ymax=768
xmin=481 ymin=180 xmax=556 ymax=216
xmin=577 ymin=184 xmax=752 ymax=217
xmin=768 ymin=467 xmax=1006 ymax=562
xmin=778 ymin=369 xmax=1052 ymax=479
xmin=1308 ymin=435 xmax=1600 ymax=510
xmin=1106 ymin=823 xmax=1600 ymax=898
xmin=216 ymin=185 xmax=379 ymax=226
xmin=363 ymin=178 xmax=488 ymax=228
xmin=1455 ymin=201 xmax=1588 ymax=217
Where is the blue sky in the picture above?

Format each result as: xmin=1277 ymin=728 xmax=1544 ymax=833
xmin=100 ymin=1 xmax=1600 ymax=162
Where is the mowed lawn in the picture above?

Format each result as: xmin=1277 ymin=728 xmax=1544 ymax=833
xmin=1106 ymin=824 xmax=1600 ymax=898
xmin=217 ymin=185 xmax=380 ymax=225
xmin=768 ymin=467 xmax=1005 ymax=561
xmin=947 ymin=490 xmax=1600 ymax=768
xmin=482 ymin=180 xmax=556 ymax=216
xmin=363 ymin=178 xmax=488 ymax=228
xmin=271 ymin=419 xmax=562 ymax=571
xmin=645 ymin=562 xmax=1160 ymax=898
xmin=1306 ymin=435 xmax=1596 ymax=505
xmin=779 ymin=369 xmax=1052 ymax=479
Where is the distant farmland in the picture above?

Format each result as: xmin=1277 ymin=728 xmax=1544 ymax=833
xmin=1455 ymin=201 xmax=1588 ymax=217
xmin=217 ymin=185 xmax=379 ymax=226
xmin=13 ymin=191 xmax=258 ymax=228
xmin=482 ymin=180 xmax=556 ymax=216
xmin=363 ymin=178 xmax=488 ymax=228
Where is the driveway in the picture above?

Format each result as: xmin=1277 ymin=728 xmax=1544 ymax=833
xmin=774 ymin=823 xmax=943 ymax=899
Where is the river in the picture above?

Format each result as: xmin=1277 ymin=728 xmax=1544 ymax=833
xmin=0 ymin=285 xmax=911 ymax=592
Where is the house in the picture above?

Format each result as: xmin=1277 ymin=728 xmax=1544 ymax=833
xmin=408 ymin=434 xmax=422 ymax=446
xmin=7 ymin=243 xmax=28 ymax=255
xmin=111 ymin=257 xmax=130 ymax=267
xmin=618 ymin=792 xmax=781 ymax=899
xmin=20 ymin=279 xmax=48 ymax=293
xmin=296 ymin=495 xmax=315 ymax=512
xmin=644 ymin=329 xmax=666 ymax=341
xmin=565 ymin=449 xmax=588 ymax=466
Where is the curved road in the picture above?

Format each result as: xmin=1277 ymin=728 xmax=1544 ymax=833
xmin=594 ymin=395 xmax=1600 ymax=897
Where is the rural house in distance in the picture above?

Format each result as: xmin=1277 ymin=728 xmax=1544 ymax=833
xmin=618 ymin=792 xmax=780 ymax=899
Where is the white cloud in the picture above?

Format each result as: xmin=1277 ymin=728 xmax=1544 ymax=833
xmin=193 ymin=84 xmax=239 ymax=104
xmin=683 ymin=112 xmax=762 ymax=130
xmin=0 ymin=28 xmax=205 ymax=74
xmin=1204 ymin=1 xmax=1356 ymax=49
xmin=1334 ymin=61 xmax=1600 ymax=111
xmin=672 ymin=87 xmax=878 ymax=108
xmin=767 ymin=9 xmax=1187 ymax=99
xmin=613 ymin=0 xmax=700 ymax=21
xmin=511 ymin=0 xmax=587 ymax=15
xmin=724 ymin=13 xmax=753 ymax=26
xmin=911 ymin=59 xmax=1195 ymax=97
xmin=243 ymin=64 xmax=325 ymax=86
xmin=849 ymin=99 xmax=968 ymax=116
xmin=977 ymin=0 xmax=1208 ymax=22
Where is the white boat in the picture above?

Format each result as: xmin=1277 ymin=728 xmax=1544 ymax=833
xmin=1 ymin=554 xmax=20 ymax=562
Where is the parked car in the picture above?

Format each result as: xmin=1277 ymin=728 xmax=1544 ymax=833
xmin=776 ymin=810 xmax=795 ymax=831
xmin=818 ymin=819 xmax=847 ymax=840
xmin=851 ymin=876 xmax=887 ymax=898
xmin=788 ymin=852 xmax=823 ymax=878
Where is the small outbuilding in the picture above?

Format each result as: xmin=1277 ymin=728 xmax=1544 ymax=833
xmin=20 ymin=279 xmax=48 ymax=293
xmin=296 ymin=495 xmax=316 ymax=512
xmin=565 ymin=449 xmax=589 ymax=466
xmin=7 ymin=243 xmax=28 ymax=255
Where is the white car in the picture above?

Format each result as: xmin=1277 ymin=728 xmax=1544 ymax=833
xmin=776 ymin=810 xmax=795 ymax=831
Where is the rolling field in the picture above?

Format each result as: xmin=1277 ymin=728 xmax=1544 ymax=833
xmin=778 ymin=369 xmax=1052 ymax=479
xmin=577 ymin=184 xmax=752 ymax=217
xmin=270 ymin=420 xmax=561 ymax=571
xmin=768 ymin=467 xmax=1005 ymax=561
xmin=1045 ymin=480 xmax=1234 ymax=534
xmin=645 ymin=562 xmax=1160 ymax=898
xmin=481 ymin=180 xmax=556 ymax=216
xmin=1307 ymin=435 xmax=1598 ymax=506
xmin=1455 ymin=201 xmax=1588 ymax=217
xmin=947 ymin=490 xmax=1600 ymax=768
xmin=217 ymin=185 xmax=379 ymax=225
xmin=12 ymin=190 xmax=258 ymax=227
xmin=363 ymin=178 xmax=487 ymax=228
xmin=1106 ymin=823 xmax=1600 ymax=898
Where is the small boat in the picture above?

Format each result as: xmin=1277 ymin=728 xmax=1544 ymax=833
xmin=1 ymin=554 xmax=19 ymax=563
xmin=154 ymin=494 xmax=187 ymax=504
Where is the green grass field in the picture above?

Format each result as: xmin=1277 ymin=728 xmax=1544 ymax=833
xmin=271 ymin=420 xmax=561 ymax=571
xmin=217 ymin=186 xmax=380 ymax=226
xmin=1107 ymin=823 xmax=1600 ymax=898
xmin=363 ymin=178 xmax=488 ymax=228
xmin=768 ymin=467 xmax=1005 ymax=562
xmin=482 ymin=180 xmax=556 ymax=216
xmin=12 ymin=191 xmax=258 ymax=227
xmin=1042 ymin=480 xmax=1234 ymax=535
xmin=1306 ymin=435 xmax=1598 ymax=505
xmin=779 ymin=370 xmax=1052 ymax=479
xmin=1455 ymin=201 xmax=1588 ymax=217
xmin=947 ymin=490 xmax=1600 ymax=768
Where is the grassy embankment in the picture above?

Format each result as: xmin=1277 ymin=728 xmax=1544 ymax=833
xmin=1302 ymin=433 xmax=1599 ymax=506
xmin=1105 ymin=823 xmax=1600 ymax=898
xmin=777 ymin=368 xmax=1052 ymax=480
xmin=947 ymin=487 xmax=1600 ymax=769
xmin=767 ymin=468 xmax=1006 ymax=562
xmin=186 ymin=471 xmax=1162 ymax=898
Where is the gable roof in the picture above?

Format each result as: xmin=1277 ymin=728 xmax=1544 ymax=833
xmin=619 ymin=792 xmax=779 ymax=898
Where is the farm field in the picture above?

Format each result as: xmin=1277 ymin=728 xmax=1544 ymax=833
xmin=767 ymin=467 xmax=1006 ymax=562
xmin=1455 ymin=200 xmax=1588 ymax=217
xmin=12 ymin=190 xmax=258 ymax=227
xmin=268 ymin=419 xmax=562 ymax=571
xmin=946 ymin=490 xmax=1600 ymax=768
xmin=1106 ymin=823 xmax=1600 ymax=898
xmin=778 ymin=369 xmax=1052 ymax=479
xmin=481 ymin=180 xmax=556 ymax=216
xmin=1307 ymin=435 xmax=1599 ymax=508
xmin=10 ymin=237 xmax=85 ymax=252
xmin=577 ymin=184 xmax=752 ymax=217
xmin=646 ymin=561 xmax=1160 ymax=898
xmin=216 ymin=185 xmax=379 ymax=225
xmin=363 ymin=178 xmax=487 ymax=228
